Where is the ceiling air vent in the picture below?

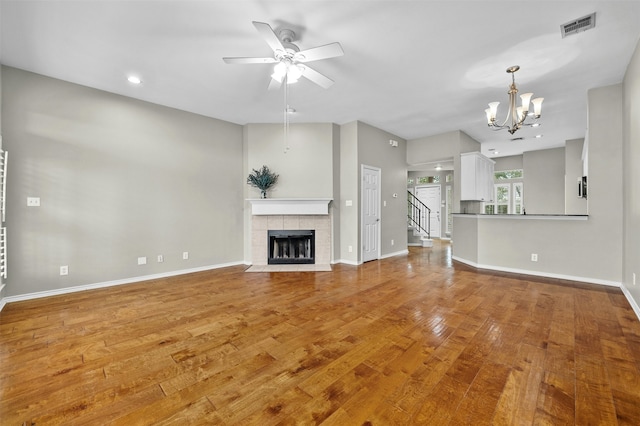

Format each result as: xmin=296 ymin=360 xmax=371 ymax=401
xmin=561 ymin=13 xmax=596 ymax=38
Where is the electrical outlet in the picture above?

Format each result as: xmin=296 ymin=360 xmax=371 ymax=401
xmin=348 ymin=245 xmax=353 ymax=253
xmin=137 ymin=256 xmax=147 ymax=265
xmin=59 ymin=265 xmax=68 ymax=276
xmin=531 ymin=253 xmax=538 ymax=262
xmin=182 ymin=251 xmax=189 ymax=260
xmin=391 ymin=239 xmax=394 ymax=246
xmin=27 ymin=197 xmax=40 ymax=207
xmin=157 ymin=255 xmax=164 ymax=263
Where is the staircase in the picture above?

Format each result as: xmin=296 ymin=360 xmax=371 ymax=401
xmin=407 ymin=191 xmax=433 ymax=247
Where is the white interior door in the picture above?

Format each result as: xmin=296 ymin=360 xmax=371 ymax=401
xmin=362 ymin=165 xmax=380 ymax=262
xmin=416 ymin=185 xmax=441 ymax=238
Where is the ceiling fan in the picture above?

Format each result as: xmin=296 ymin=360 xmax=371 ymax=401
xmin=223 ymin=21 xmax=344 ymax=90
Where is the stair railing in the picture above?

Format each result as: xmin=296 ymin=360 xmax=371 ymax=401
xmin=407 ymin=190 xmax=431 ymax=240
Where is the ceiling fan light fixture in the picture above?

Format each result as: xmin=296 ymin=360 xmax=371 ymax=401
xmin=287 ymin=64 xmax=302 ymax=83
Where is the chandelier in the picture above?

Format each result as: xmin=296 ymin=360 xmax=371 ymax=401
xmin=485 ymin=65 xmax=543 ymax=135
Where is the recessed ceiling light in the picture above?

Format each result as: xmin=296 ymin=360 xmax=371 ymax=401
xmin=532 ymin=123 xmax=541 ymax=127
xmin=127 ymin=75 xmax=142 ymax=84
xmin=535 ymin=134 xmax=543 ymax=138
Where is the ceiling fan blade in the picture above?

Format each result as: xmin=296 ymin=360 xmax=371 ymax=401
xmin=268 ymin=77 xmax=283 ymax=91
xmin=295 ymin=42 xmax=344 ymax=63
xmin=300 ymin=65 xmax=335 ymax=89
xmin=253 ymin=21 xmax=285 ymax=54
xmin=223 ymin=57 xmax=277 ymax=64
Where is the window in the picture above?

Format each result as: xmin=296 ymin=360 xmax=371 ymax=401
xmin=494 ymin=169 xmax=523 ymax=180
xmin=487 ymin=182 xmax=524 ymax=214
xmin=495 ymin=184 xmax=509 ymax=214
xmin=417 ymin=175 xmax=440 ymax=184
xmin=513 ymin=182 xmax=523 ymax=214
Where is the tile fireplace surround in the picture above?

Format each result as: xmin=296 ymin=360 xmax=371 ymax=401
xmin=248 ymin=199 xmax=332 ymax=271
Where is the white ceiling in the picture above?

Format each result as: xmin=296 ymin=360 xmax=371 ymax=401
xmin=2 ymin=1 xmax=639 ymax=161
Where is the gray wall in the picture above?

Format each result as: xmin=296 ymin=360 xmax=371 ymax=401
xmin=339 ymin=121 xmax=358 ymax=263
xmin=523 ymin=148 xmax=566 ymax=214
xmin=2 ymin=66 xmax=244 ymax=297
xmin=623 ymin=37 xmax=640 ymax=310
xmin=357 ymin=122 xmax=408 ymax=257
xmin=494 ymin=155 xmax=523 ymax=171
xmin=244 ymin=123 xmax=335 ymax=199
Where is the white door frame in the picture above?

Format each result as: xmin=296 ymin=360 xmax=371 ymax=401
xmin=361 ymin=165 xmax=381 ymax=262
xmin=415 ymin=184 xmax=441 ymax=238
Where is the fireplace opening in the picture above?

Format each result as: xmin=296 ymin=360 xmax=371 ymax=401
xmin=268 ymin=230 xmax=315 ymax=264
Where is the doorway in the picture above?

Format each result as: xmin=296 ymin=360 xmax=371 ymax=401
xmin=362 ymin=165 xmax=381 ymax=262
xmin=415 ymin=185 xmax=441 ymax=238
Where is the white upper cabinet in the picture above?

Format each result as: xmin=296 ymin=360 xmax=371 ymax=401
xmin=460 ymin=152 xmax=495 ymax=201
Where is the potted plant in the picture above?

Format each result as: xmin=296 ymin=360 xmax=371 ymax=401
xmin=247 ymin=165 xmax=279 ymax=198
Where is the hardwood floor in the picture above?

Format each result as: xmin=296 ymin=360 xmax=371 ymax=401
xmin=2 ymin=241 xmax=640 ymax=425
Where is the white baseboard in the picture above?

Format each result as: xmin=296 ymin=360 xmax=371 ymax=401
xmin=620 ymin=284 xmax=640 ymax=322
xmin=380 ymin=249 xmax=409 ymax=259
xmin=0 ymin=261 xmax=246 ymax=307
xmin=452 ymin=255 xmax=621 ymax=288
xmin=334 ymin=259 xmax=360 ymax=266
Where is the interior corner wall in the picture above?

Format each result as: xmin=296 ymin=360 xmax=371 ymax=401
xmin=523 ymin=148 xmax=565 ymax=214
xmin=357 ymin=122 xmax=408 ymax=257
xmin=587 ymin=83 xmax=623 ymax=283
xmin=331 ymin=123 xmax=341 ymax=262
xmin=623 ymin=38 xmax=640 ymax=310
xmin=2 ymin=66 xmax=244 ymax=298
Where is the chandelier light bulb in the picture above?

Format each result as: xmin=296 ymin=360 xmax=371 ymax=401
xmin=520 ymin=92 xmax=533 ymax=112
xmin=485 ymin=108 xmax=493 ymax=124
xmin=488 ymin=102 xmax=500 ymax=121
xmin=532 ymin=97 xmax=544 ymax=117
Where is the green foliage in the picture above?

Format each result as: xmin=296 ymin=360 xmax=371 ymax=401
xmin=494 ymin=169 xmax=523 ymax=180
xmin=246 ymin=165 xmax=279 ymax=190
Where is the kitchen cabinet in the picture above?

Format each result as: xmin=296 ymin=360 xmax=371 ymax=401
xmin=460 ymin=152 xmax=495 ymax=201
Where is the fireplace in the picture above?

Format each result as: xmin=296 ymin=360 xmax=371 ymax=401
xmin=248 ymin=199 xmax=332 ymax=269
xmin=268 ymin=230 xmax=315 ymax=264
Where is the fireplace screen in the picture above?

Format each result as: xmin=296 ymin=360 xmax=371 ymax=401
xmin=268 ymin=230 xmax=315 ymax=264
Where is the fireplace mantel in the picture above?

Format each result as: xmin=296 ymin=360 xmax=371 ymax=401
xmin=248 ymin=198 xmax=332 ymax=215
